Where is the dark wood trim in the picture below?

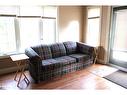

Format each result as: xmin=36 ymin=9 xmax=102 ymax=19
xmin=17 ymin=16 xmax=41 ymax=18
xmin=88 ymin=16 xmax=100 ymax=19
xmin=17 ymin=16 xmax=56 ymax=19
xmin=0 ymin=15 xmax=56 ymax=19
xmin=113 ymin=6 xmax=127 ymax=11
xmin=41 ymin=16 xmax=56 ymax=19
xmin=0 ymin=14 xmax=16 ymax=17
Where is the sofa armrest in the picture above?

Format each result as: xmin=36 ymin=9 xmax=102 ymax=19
xmin=77 ymin=42 xmax=94 ymax=58
xmin=25 ymin=47 xmax=41 ymax=64
xmin=25 ymin=47 xmax=41 ymax=83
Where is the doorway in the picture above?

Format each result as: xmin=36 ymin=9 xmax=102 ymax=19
xmin=109 ymin=6 xmax=127 ymax=68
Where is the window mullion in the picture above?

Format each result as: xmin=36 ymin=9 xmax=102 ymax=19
xmin=39 ymin=19 xmax=43 ymax=41
xmin=14 ymin=17 xmax=21 ymax=53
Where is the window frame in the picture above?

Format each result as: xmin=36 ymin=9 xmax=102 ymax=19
xmin=0 ymin=6 xmax=57 ymax=57
xmin=86 ymin=6 xmax=101 ymax=47
xmin=0 ymin=15 xmax=17 ymax=54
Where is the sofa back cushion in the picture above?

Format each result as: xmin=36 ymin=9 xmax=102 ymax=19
xmin=63 ymin=41 xmax=77 ymax=55
xmin=50 ymin=43 xmax=66 ymax=58
xmin=31 ymin=44 xmax=52 ymax=60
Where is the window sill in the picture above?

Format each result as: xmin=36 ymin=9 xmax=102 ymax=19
xmin=0 ymin=54 xmax=10 ymax=59
xmin=0 ymin=52 xmax=24 ymax=59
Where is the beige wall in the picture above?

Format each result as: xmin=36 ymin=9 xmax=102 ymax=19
xmin=82 ymin=7 xmax=87 ymax=43
xmin=58 ymin=6 xmax=84 ymax=42
xmin=98 ymin=6 xmax=111 ymax=64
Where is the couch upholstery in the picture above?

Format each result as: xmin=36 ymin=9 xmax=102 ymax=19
xmin=25 ymin=41 xmax=94 ymax=83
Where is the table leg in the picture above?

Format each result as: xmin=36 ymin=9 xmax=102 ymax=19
xmin=14 ymin=61 xmax=21 ymax=81
xmin=93 ymin=47 xmax=98 ymax=64
xmin=22 ymin=63 xmax=30 ymax=84
xmin=16 ymin=60 xmax=30 ymax=87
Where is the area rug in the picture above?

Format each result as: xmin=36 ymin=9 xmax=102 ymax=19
xmin=103 ymin=70 xmax=127 ymax=89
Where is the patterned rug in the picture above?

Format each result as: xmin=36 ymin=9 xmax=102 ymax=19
xmin=103 ymin=70 xmax=127 ymax=89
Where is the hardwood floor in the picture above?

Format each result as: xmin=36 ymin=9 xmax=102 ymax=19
xmin=0 ymin=64 xmax=126 ymax=90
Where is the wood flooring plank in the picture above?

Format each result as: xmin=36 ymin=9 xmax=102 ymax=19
xmin=0 ymin=64 xmax=126 ymax=90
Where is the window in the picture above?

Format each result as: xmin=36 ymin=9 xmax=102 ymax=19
xmin=86 ymin=7 xmax=100 ymax=46
xmin=0 ymin=6 xmax=57 ymax=55
xmin=43 ymin=6 xmax=57 ymax=17
xmin=41 ymin=19 xmax=56 ymax=44
xmin=19 ymin=6 xmax=43 ymax=16
xmin=18 ymin=18 xmax=41 ymax=52
xmin=0 ymin=17 xmax=16 ymax=54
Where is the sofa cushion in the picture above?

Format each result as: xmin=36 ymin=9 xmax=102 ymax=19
xmin=42 ymin=59 xmax=62 ymax=71
xmin=63 ymin=41 xmax=77 ymax=55
xmin=32 ymin=44 xmax=52 ymax=60
xmin=69 ymin=53 xmax=90 ymax=62
xmin=54 ymin=56 xmax=76 ymax=65
xmin=50 ymin=43 xmax=66 ymax=58
xmin=41 ymin=56 xmax=76 ymax=71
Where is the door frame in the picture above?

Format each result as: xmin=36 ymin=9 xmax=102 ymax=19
xmin=108 ymin=6 xmax=127 ymax=66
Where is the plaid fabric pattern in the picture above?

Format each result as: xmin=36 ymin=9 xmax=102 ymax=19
xmin=54 ymin=56 xmax=76 ymax=65
xmin=42 ymin=58 xmax=66 ymax=71
xmin=50 ymin=43 xmax=66 ymax=58
xmin=39 ymin=60 xmax=93 ymax=81
xmin=32 ymin=44 xmax=52 ymax=60
xmin=69 ymin=53 xmax=90 ymax=62
xmin=63 ymin=41 xmax=77 ymax=55
xmin=26 ymin=41 xmax=95 ymax=83
xmin=77 ymin=42 xmax=94 ymax=56
xmin=42 ymin=56 xmax=76 ymax=71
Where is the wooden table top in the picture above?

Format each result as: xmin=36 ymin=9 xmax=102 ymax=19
xmin=10 ymin=54 xmax=29 ymax=62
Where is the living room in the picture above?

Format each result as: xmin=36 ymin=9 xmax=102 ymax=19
xmin=0 ymin=1 xmax=127 ymax=94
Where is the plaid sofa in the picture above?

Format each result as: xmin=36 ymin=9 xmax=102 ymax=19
xmin=25 ymin=41 xmax=94 ymax=83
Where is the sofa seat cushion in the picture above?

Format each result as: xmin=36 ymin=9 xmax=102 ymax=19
xmin=50 ymin=43 xmax=66 ymax=58
xmin=69 ymin=53 xmax=90 ymax=62
xmin=63 ymin=41 xmax=77 ymax=55
xmin=54 ymin=56 xmax=76 ymax=65
xmin=41 ymin=56 xmax=76 ymax=71
xmin=42 ymin=59 xmax=64 ymax=71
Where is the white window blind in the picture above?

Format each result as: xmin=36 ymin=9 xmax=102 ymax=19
xmin=18 ymin=18 xmax=41 ymax=52
xmin=0 ymin=6 xmax=18 ymax=15
xmin=86 ymin=7 xmax=100 ymax=47
xmin=43 ymin=6 xmax=57 ymax=17
xmin=0 ymin=17 xmax=16 ymax=54
xmin=41 ymin=19 xmax=56 ymax=44
xmin=19 ymin=6 xmax=43 ymax=16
